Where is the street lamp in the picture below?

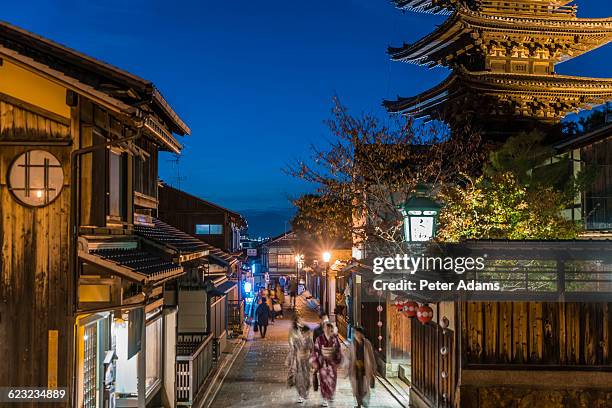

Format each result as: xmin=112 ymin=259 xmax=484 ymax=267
xmin=399 ymin=187 xmax=441 ymax=242
xmin=322 ymin=251 xmax=331 ymax=314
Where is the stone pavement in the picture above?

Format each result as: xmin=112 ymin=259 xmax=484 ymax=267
xmin=210 ymin=296 xmax=405 ymax=408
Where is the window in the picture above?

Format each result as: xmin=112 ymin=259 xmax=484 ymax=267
xmin=8 ymin=150 xmax=64 ymax=207
xmin=108 ymin=150 xmax=127 ymax=221
xmin=195 ymin=224 xmax=223 ymax=235
xmin=145 ymin=317 xmax=162 ymax=395
xmin=83 ymin=324 xmax=98 ymax=408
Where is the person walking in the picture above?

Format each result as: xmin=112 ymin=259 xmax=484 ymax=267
xmin=255 ymin=297 xmax=271 ymax=338
xmin=275 ymin=282 xmax=285 ymax=317
xmin=347 ymin=326 xmax=377 ymax=407
xmin=310 ymin=322 xmax=342 ymax=407
xmin=286 ymin=318 xmax=314 ymax=403
xmin=313 ymin=314 xmax=328 ymax=343
xmin=289 ymin=278 xmax=298 ymax=309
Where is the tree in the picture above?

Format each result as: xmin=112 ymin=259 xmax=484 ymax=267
xmin=287 ymin=97 xmax=485 ymax=253
xmin=438 ymin=131 xmax=595 ymax=241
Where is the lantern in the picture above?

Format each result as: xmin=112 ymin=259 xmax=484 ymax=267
xmin=398 ymin=185 xmax=441 ymax=242
xmin=403 ymin=301 xmax=419 ymax=318
xmin=395 ymin=300 xmax=405 ymax=312
xmin=417 ymin=304 xmax=434 ymax=324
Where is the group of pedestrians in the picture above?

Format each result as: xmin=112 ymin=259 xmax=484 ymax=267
xmin=254 ymin=278 xmax=299 ymax=338
xmin=286 ymin=314 xmax=377 ymax=408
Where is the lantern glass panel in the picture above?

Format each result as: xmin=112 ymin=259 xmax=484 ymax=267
xmin=409 ymin=216 xmax=434 ymax=242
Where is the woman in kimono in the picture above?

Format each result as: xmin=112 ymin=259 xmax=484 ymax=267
xmin=347 ymin=325 xmax=377 ymax=407
xmin=310 ymin=322 xmax=342 ymax=407
xmin=286 ymin=319 xmax=314 ymax=403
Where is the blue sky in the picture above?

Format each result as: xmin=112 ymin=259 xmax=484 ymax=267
xmin=4 ymin=1 xmax=611 ymax=236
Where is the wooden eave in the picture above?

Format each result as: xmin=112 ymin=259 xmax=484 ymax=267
xmin=0 ymin=20 xmax=189 ymax=139
xmin=554 ymin=124 xmax=612 ymax=152
xmin=384 ymin=70 xmax=612 ymax=117
xmin=393 ymin=0 xmax=453 ymax=15
xmin=0 ymin=45 xmax=135 ymax=119
xmin=390 ymin=9 xmax=612 ymax=66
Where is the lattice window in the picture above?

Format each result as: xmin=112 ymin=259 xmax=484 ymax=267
xmin=8 ymin=150 xmax=63 ymax=207
xmin=83 ymin=324 xmax=98 ymax=408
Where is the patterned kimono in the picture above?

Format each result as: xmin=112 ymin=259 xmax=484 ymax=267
xmin=286 ymin=329 xmax=314 ymax=398
xmin=310 ymin=333 xmax=342 ymax=401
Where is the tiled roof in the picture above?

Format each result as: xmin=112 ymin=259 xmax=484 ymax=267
xmin=90 ymin=247 xmax=182 ymax=279
xmin=134 ymin=218 xmax=209 ymax=255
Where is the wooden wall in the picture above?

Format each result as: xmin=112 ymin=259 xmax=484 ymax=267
xmin=0 ymin=99 xmax=73 ymax=391
xmin=461 ymin=302 xmax=611 ymax=367
xmin=158 ymin=185 xmax=230 ymax=250
xmin=411 ymin=322 xmax=456 ymax=408
xmin=389 ymin=307 xmax=410 ymax=361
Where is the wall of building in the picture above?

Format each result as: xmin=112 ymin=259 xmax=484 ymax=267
xmin=0 ymin=90 xmax=74 ymax=392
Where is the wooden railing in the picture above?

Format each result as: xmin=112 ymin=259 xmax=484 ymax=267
xmin=210 ymin=295 xmax=227 ymax=339
xmin=227 ymin=299 xmax=244 ymax=338
xmin=176 ymin=332 xmax=214 ymax=406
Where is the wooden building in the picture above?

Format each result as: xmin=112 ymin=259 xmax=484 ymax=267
xmin=158 ymin=183 xmax=245 ymax=254
xmin=555 ymin=123 xmax=612 ymax=231
xmin=261 ymin=231 xmax=300 ymax=280
xmin=385 ymin=1 xmax=612 ymax=136
xmin=0 ymin=20 xmax=193 ymax=407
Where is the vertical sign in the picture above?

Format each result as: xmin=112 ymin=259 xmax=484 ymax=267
xmin=48 ymin=330 xmax=59 ymax=388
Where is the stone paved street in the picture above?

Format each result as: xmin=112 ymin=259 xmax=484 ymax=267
xmin=211 ymin=296 xmax=405 ymax=408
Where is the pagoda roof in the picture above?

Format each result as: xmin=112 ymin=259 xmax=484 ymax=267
xmin=384 ymin=70 xmax=612 ymax=122
xmin=393 ymin=1 xmax=577 ymax=17
xmin=389 ymin=9 xmax=612 ymax=67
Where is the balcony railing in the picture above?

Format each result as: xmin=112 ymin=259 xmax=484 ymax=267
xmin=176 ymin=332 xmax=214 ymax=406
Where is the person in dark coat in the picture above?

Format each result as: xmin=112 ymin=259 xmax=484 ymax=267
xmin=288 ymin=278 xmax=298 ymax=308
xmin=255 ymin=297 xmax=271 ymax=338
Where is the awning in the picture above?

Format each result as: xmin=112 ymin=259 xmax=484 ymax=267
xmin=216 ymin=280 xmax=237 ymax=294
xmin=79 ymin=247 xmax=184 ymax=285
xmin=134 ymin=217 xmax=209 ymax=262
xmin=207 ymin=246 xmax=238 ymax=267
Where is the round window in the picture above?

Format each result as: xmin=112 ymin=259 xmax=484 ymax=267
xmin=8 ymin=150 xmax=64 ymax=207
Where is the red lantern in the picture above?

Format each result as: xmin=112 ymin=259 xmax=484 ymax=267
xmin=395 ymin=300 xmax=405 ymax=312
xmin=403 ymin=301 xmax=418 ymax=318
xmin=417 ymin=304 xmax=434 ymax=324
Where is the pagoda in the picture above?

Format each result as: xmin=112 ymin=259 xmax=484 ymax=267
xmin=385 ymin=1 xmax=612 ymax=136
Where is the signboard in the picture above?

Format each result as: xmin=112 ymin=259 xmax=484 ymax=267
xmin=47 ymin=330 xmax=58 ymax=388
xmin=247 ymin=248 xmax=257 ymax=256
xmin=265 ymin=273 xmax=270 ymax=283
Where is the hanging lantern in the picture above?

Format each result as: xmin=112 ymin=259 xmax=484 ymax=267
xmin=398 ymin=185 xmax=442 ymax=243
xmin=403 ymin=301 xmax=419 ymax=318
xmin=417 ymin=304 xmax=434 ymax=324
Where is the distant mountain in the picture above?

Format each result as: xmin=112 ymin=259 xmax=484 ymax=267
xmin=239 ymin=207 xmax=296 ymax=239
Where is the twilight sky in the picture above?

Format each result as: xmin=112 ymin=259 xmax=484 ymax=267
xmin=4 ymin=1 xmax=611 ymax=236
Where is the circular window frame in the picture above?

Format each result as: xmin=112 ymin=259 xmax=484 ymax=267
xmin=7 ymin=149 xmax=65 ymax=208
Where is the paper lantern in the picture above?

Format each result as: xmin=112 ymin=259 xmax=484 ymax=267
xmin=403 ymin=301 xmax=418 ymax=318
xmin=417 ymin=304 xmax=434 ymax=324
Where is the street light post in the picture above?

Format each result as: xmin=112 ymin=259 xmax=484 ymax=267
xmin=322 ymin=251 xmax=331 ymax=316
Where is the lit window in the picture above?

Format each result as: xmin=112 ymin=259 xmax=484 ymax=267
xmin=195 ymin=224 xmax=223 ymax=235
xmin=8 ymin=150 xmax=64 ymax=207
